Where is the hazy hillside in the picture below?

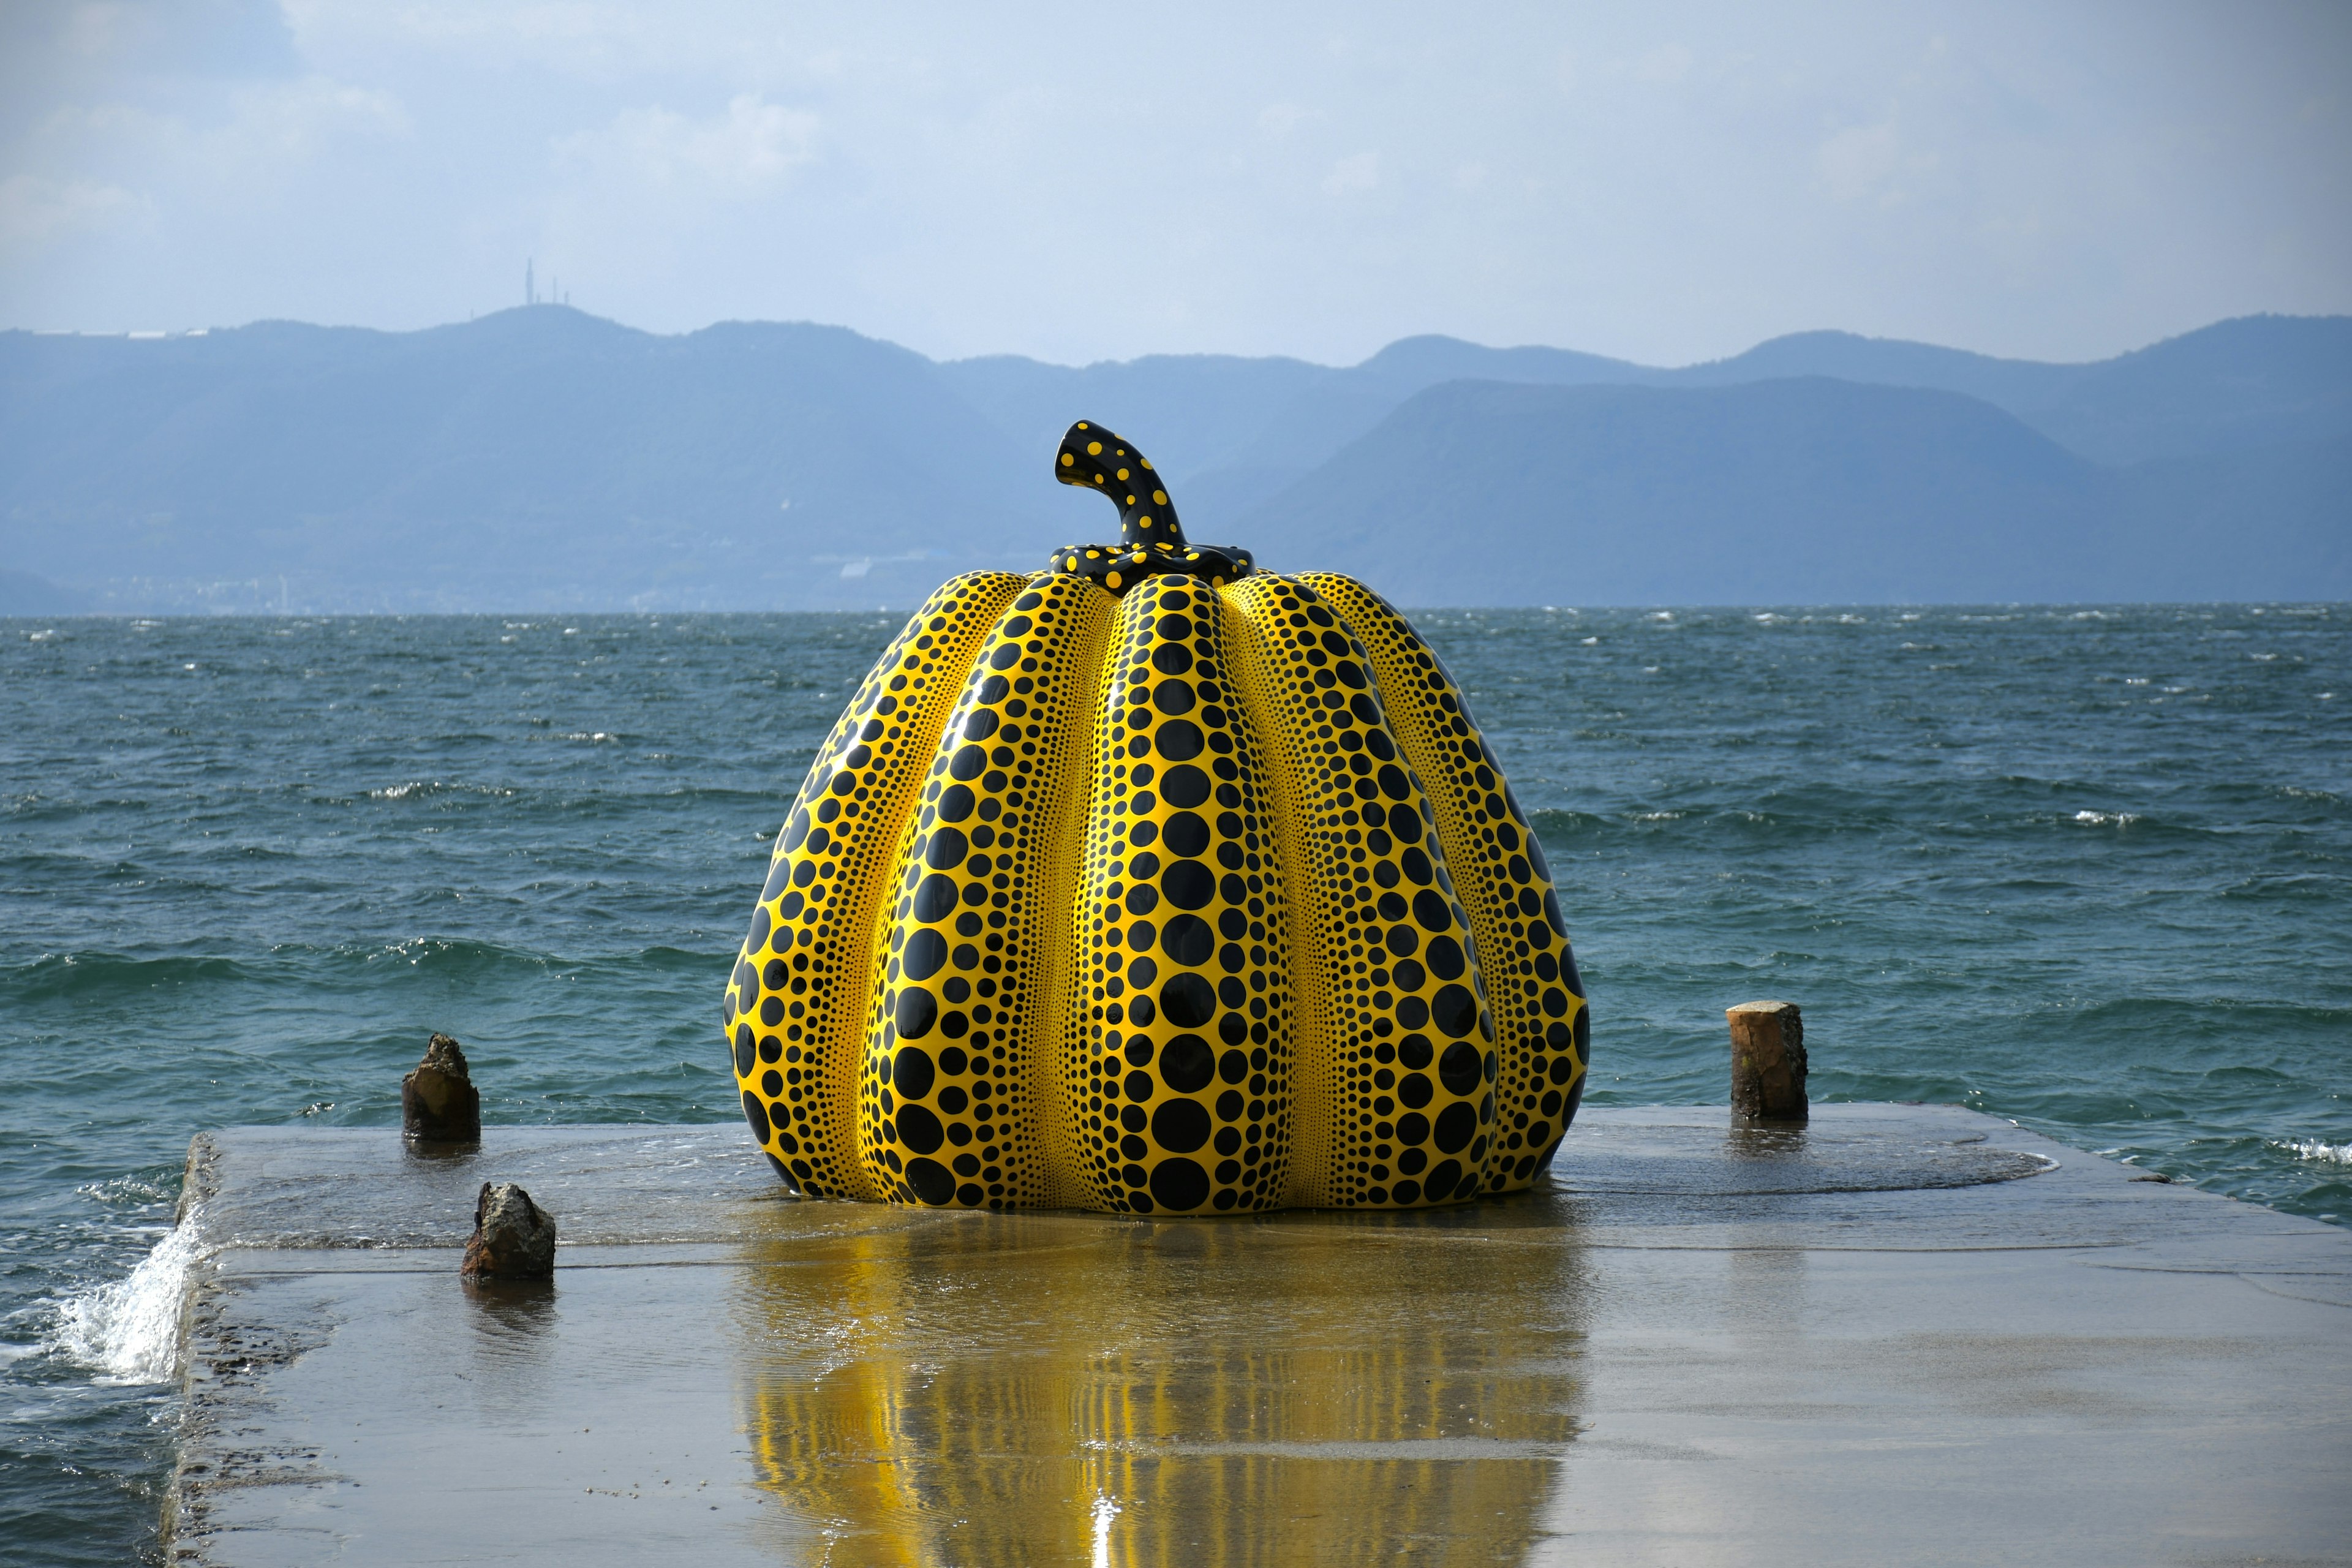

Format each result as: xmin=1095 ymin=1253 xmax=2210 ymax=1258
xmin=2 ymin=307 xmax=2345 ymax=611
xmin=1236 ymin=379 xmax=2117 ymax=604
xmin=0 ymin=309 xmax=1049 ymax=611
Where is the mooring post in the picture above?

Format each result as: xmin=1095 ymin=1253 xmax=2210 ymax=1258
xmin=1728 ymin=1000 xmax=1807 ymax=1122
xmin=402 ymin=1033 xmax=481 ymax=1143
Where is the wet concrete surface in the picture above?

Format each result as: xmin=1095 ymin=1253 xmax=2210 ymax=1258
xmin=167 ymin=1106 xmax=2352 ymax=1566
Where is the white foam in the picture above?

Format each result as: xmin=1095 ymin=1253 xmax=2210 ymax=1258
xmin=2073 ymin=810 xmax=2139 ymax=827
xmin=50 ymin=1207 xmax=204 ymax=1385
xmin=2280 ymin=1139 xmax=2352 ymax=1167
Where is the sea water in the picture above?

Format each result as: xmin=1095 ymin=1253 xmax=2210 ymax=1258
xmin=2 ymin=604 xmax=2346 ymax=1562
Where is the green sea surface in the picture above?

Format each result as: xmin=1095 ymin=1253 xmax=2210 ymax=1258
xmin=1 ymin=603 xmax=2346 ymax=1562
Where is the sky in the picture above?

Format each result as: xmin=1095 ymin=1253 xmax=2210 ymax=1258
xmin=1 ymin=1 xmax=2347 ymax=367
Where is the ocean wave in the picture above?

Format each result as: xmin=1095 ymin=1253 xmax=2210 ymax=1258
xmin=2278 ymin=1139 xmax=2352 ymax=1167
xmin=48 ymin=1209 xmax=205 ymax=1385
xmin=2071 ymin=810 xmax=2139 ymax=826
xmin=367 ymin=780 xmax=521 ymax=801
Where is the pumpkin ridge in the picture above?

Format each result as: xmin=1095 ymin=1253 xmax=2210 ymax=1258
xmin=1300 ymin=574 xmax=1590 ymax=1189
xmin=1222 ymin=574 xmax=1493 ymax=1207
xmin=859 ymin=571 xmax=1117 ymax=1209
xmin=1069 ymin=579 xmax=1294 ymax=1213
xmin=731 ymin=570 xmax=1028 ymax=1197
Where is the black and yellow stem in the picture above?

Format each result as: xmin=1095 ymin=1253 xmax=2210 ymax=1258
xmin=1055 ymin=421 xmax=1183 ymax=545
xmin=1049 ymin=420 xmax=1254 ymax=594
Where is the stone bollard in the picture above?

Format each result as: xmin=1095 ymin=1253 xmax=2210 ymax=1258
xmin=1728 ymin=1000 xmax=1807 ymax=1122
xmin=402 ymin=1033 xmax=481 ymax=1143
xmin=460 ymin=1182 xmax=557 ymax=1279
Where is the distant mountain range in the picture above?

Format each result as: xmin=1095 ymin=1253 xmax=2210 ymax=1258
xmin=2 ymin=308 xmax=2345 ymax=611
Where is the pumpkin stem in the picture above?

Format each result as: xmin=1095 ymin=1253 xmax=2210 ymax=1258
xmin=1055 ymin=422 xmax=1185 ymax=548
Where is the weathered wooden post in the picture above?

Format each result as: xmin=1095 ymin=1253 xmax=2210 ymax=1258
xmin=1728 ymin=1000 xmax=1807 ymax=1122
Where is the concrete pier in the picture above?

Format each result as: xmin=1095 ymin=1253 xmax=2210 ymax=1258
xmin=165 ymin=1106 xmax=2352 ymax=1566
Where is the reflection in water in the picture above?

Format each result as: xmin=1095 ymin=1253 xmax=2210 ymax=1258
xmin=464 ymin=1277 xmax=558 ymax=1419
xmin=731 ymin=1198 xmax=1590 ymax=1565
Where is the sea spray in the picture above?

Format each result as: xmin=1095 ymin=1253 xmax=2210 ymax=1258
xmin=51 ymin=1207 xmax=203 ymax=1386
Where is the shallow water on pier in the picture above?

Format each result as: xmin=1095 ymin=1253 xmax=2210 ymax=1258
xmin=1 ymin=602 xmax=2346 ymax=1561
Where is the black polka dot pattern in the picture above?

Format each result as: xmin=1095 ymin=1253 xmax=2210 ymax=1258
xmin=1069 ymin=581 xmax=1294 ymax=1214
xmin=727 ymin=571 xmax=1030 ymax=1197
xmin=723 ymin=435 xmax=1586 ymax=1212
xmin=858 ymin=571 xmax=1113 ymax=1209
xmin=1224 ymin=575 xmax=1498 ymax=1207
xmin=1300 ymin=574 xmax=1591 ymax=1188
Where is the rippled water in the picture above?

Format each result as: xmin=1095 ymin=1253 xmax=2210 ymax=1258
xmin=2 ymin=603 xmax=2346 ymax=1562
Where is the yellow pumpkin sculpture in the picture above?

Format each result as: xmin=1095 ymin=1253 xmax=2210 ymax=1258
xmin=725 ymin=422 xmax=1586 ymax=1213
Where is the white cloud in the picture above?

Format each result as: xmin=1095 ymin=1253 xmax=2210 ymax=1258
xmin=555 ymin=94 xmax=816 ymax=192
xmin=0 ymin=172 xmax=141 ymax=253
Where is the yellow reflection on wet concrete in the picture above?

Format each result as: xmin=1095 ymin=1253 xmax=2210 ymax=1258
xmin=731 ymin=1194 xmax=1590 ymax=1565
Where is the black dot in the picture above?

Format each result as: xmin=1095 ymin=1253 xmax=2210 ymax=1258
xmin=1396 ymin=995 xmax=1429 ymax=1030
xmin=913 ymin=874 xmax=957 ymax=922
xmin=1125 ymin=884 xmax=1159 ymax=916
xmin=1390 ymin=804 xmax=1423 ymax=842
xmin=1391 ymin=1180 xmax=1422 ymax=1205
xmin=895 ymin=1103 xmax=945 ymax=1155
xmin=1161 ymin=766 xmax=1211 ymax=807
xmin=1152 ymin=643 xmax=1193 ymax=675
xmin=1155 ymin=720 xmax=1204 ymax=761
xmin=1434 ymin=1102 xmax=1477 ymax=1153
xmin=1396 ymin=1112 xmax=1430 ymax=1146
xmin=1161 ymin=914 xmax=1214 ymax=967
xmin=1128 ymin=919 xmax=1158 ymax=951
xmin=741 ymin=1090 xmax=771 ymax=1141
xmin=902 ymin=929 xmax=948 ymax=982
xmin=1128 ymin=954 xmax=1158 ymax=988
xmin=1425 ymin=935 xmax=1466 ymax=979
xmin=1412 ymin=889 xmax=1452 ymax=932
xmin=1433 ymin=984 xmax=1479 ymax=1038
xmin=937 ymin=784 xmax=975 ymax=822
xmin=1219 ymin=1049 xmax=1249 ymax=1084
xmin=1156 ymin=613 xmax=1194 ymax=641
xmin=1163 ymin=812 xmax=1210 ymax=857
xmin=1160 ymin=1035 xmax=1216 ymax=1093
xmin=905 ymin=1156 xmax=956 ymax=1204
xmin=895 ymin=989 xmax=938 ymax=1040
xmin=1153 ymin=679 xmax=1195 ymax=715
xmin=892 ymin=1046 xmax=935 ymax=1099
xmin=1422 ymin=1158 xmax=1463 ymax=1200
xmin=1398 ymin=1072 xmax=1434 ymax=1109
xmin=1161 ymin=859 xmax=1215 ymax=910
xmin=1439 ymin=1040 xmax=1483 ymax=1095
xmin=1150 ymin=1157 xmax=1210 ymax=1210
xmin=951 ymin=745 xmax=986 ymax=780
xmin=1159 ymin=972 xmax=1216 ymax=1027
xmin=733 ymin=1033 xmax=755 ymax=1076
xmin=1152 ymin=1098 xmax=1211 ymax=1153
